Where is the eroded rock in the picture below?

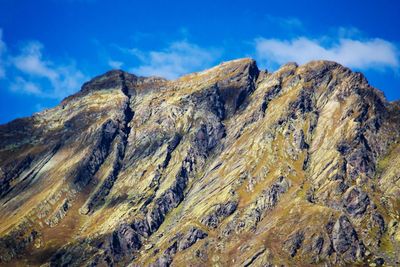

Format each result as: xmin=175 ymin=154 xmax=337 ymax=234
xmin=342 ymin=186 xmax=370 ymax=217
xmin=201 ymin=201 xmax=238 ymax=228
xmin=332 ymin=215 xmax=365 ymax=262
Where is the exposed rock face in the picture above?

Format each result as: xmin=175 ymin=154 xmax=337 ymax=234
xmin=332 ymin=215 xmax=365 ymax=262
xmin=342 ymin=186 xmax=370 ymax=217
xmin=0 ymin=58 xmax=399 ymax=266
xmin=201 ymin=201 xmax=238 ymax=228
xmin=284 ymin=231 xmax=305 ymax=257
xmin=151 ymin=227 xmax=208 ymax=267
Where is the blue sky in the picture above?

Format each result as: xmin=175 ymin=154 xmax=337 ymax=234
xmin=0 ymin=0 xmax=399 ymax=123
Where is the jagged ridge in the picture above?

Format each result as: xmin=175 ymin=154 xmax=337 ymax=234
xmin=0 ymin=58 xmax=399 ymax=267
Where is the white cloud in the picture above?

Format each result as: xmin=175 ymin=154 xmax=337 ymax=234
xmin=264 ymin=15 xmax=303 ymax=29
xmin=10 ymin=77 xmax=42 ymax=95
xmin=108 ymin=60 xmax=124 ymax=69
xmin=128 ymin=41 xmax=220 ymax=79
xmin=10 ymin=41 xmax=86 ymax=98
xmin=13 ymin=42 xmax=59 ymax=80
xmin=0 ymin=29 xmax=6 ymax=78
xmin=255 ymin=36 xmax=399 ymax=71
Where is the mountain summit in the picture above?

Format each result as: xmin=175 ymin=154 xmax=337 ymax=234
xmin=0 ymin=58 xmax=399 ymax=266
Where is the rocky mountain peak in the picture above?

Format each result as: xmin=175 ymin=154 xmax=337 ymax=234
xmin=0 ymin=58 xmax=399 ymax=266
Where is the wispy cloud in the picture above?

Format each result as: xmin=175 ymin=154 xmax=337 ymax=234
xmin=264 ymin=15 xmax=303 ymax=30
xmin=10 ymin=76 xmax=42 ymax=95
xmin=0 ymin=29 xmax=6 ymax=78
xmin=12 ymin=42 xmax=59 ymax=81
xmin=9 ymin=41 xmax=87 ymax=98
xmin=108 ymin=60 xmax=124 ymax=69
xmin=128 ymin=40 xmax=220 ymax=79
xmin=255 ymin=35 xmax=399 ymax=71
xmin=336 ymin=27 xmax=363 ymax=39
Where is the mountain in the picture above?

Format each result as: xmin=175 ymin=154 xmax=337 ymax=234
xmin=0 ymin=58 xmax=399 ymax=266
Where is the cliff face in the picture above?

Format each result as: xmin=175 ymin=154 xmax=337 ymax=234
xmin=0 ymin=58 xmax=399 ymax=266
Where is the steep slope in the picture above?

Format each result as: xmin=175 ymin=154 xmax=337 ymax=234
xmin=0 ymin=58 xmax=399 ymax=266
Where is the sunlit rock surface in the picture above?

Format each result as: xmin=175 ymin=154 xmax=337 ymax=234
xmin=0 ymin=58 xmax=399 ymax=266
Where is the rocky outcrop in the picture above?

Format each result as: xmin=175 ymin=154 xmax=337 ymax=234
xmin=284 ymin=231 xmax=304 ymax=257
xmin=151 ymin=227 xmax=207 ymax=267
xmin=242 ymin=246 xmax=267 ymax=267
xmin=342 ymin=186 xmax=370 ymax=217
xmin=109 ymin=224 xmax=142 ymax=260
xmin=73 ymin=119 xmax=120 ymax=189
xmin=0 ymin=220 xmax=38 ymax=262
xmin=45 ymin=199 xmax=71 ymax=227
xmin=241 ymin=176 xmax=290 ymax=231
xmin=0 ymin=155 xmax=33 ymax=198
xmin=201 ymin=201 xmax=238 ymax=228
xmin=331 ymin=215 xmax=365 ymax=262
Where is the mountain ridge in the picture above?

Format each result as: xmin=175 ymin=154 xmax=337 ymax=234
xmin=0 ymin=58 xmax=399 ymax=266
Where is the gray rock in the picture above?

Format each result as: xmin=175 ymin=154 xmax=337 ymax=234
xmin=110 ymin=223 xmax=141 ymax=257
xmin=177 ymin=227 xmax=208 ymax=251
xmin=152 ymin=227 xmax=207 ymax=267
xmin=332 ymin=215 xmax=365 ymax=261
xmin=294 ymin=129 xmax=309 ymax=150
xmin=342 ymin=186 xmax=370 ymax=217
xmin=243 ymin=246 xmax=266 ymax=267
xmin=46 ymin=199 xmax=71 ymax=227
xmin=311 ymin=235 xmax=324 ymax=256
xmin=371 ymin=212 xmax=386 ymax=235
xmin=245 ymin=176 xmax=290 ymax=227
xmin=201 ymin=201 xmax=238 ymax=228
xmin=73 ymin=119 xmax=119 ymax=189
xmin=285 ymin=231 xmax=304 ymax=257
